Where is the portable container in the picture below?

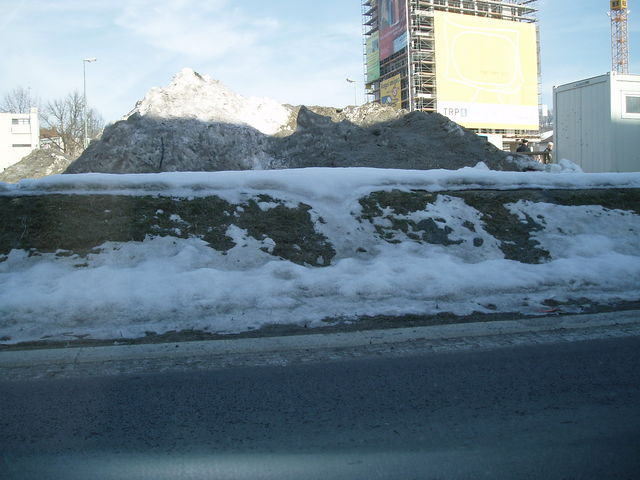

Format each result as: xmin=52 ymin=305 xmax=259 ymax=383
xmin=553 ymin=72 xmax=640 ymax=172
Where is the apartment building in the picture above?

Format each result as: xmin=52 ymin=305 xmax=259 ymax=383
xmin=0 ymin=108 xmax=40 ymax=171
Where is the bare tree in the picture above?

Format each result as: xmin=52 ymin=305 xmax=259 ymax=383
xmin=0 ymin=86 xmax=40 ymax=114
xmin=42 ymin=90 xmax=104 ymax=158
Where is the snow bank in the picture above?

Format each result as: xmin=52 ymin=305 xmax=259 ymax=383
xmin=6 ymin=167 xmax=640 ymax=199
xmin=1 ymin=167 xmax=639 ymax=344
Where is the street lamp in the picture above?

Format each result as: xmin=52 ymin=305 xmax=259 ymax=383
xmin=346 ymin=78 xmax=357 ymax=106
xmin=83 ymin=57 xmax=97 ymax=149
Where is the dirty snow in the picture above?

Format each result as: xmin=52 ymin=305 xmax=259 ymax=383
xmin=0 ymin=149 xmax=74 ymax=183
xmin=66 ymin=68 xmax=531 ymax=174
xmin=1 ymin=167 xmax=640 ymax=344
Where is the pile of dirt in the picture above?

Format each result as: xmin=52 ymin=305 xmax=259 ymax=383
xmin=0 ymin=149 xmax=74 ymax=183
xmin=66 ymin=114 xmax=274 ymax=174
xmin=66 ymin=68 xmax=534 ymax=175
xmin=269 ymin=105 xmax=516 ymax=170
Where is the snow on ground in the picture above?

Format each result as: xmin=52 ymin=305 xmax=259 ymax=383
xmin=1 ymin=166 xmax=640 ymax=344
xmin=5 ymin=164 xmax=639 ymax=199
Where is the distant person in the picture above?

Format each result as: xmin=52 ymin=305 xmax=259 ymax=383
xmin=543 ymin=142 xmax=553 ymax=163
xmin=516 ymin=139 xmax=531 ymax=153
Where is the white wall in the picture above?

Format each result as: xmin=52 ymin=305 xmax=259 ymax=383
xmin=611 ymin=75 xmax=640 ymax=172
xmin=477 ymin=133 xmax=504 ymax=150
xmin=554 ymin=73 xmax=640 ymax=173
xmin=554 ymin=74 xmax=612 ymax=172
xmin=0 ymin=108 xmax=40 ymax=172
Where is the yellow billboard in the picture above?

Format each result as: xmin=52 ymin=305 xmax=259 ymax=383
xmin=380 ymin=74 xmax=402 ymax=110
xmin=434 ymin=12 xmax=539 ymax=129
xmin=366 ymin=31 xmax=380 ymax=82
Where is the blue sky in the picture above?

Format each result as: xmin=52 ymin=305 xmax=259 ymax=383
xmin=1 ymin=0 xmax=638 ymax=123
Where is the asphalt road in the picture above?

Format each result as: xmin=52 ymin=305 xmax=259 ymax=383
xmin=2 ymin=336 xmax=640 ymax=480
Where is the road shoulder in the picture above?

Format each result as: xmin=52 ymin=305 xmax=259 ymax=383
xmin=1 ymin=310 xmax=639 ymax=380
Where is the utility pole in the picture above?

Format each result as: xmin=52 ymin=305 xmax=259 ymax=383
xmin=346 ymin=78 xmax=358 ymax=106
xmin=610 ymin=0 xmax=630 ymax=74
xmin=83 ymin=57 xmax=97 ymax=149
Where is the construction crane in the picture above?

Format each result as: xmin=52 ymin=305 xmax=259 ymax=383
xmin=610 ymin=0 xmax=630 ymax=74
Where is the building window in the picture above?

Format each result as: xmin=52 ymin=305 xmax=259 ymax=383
xmin=626 ymin=95 xmax=640 ymax=114
xmin=11 ymin=118 xmax=30 ymax=125
xmin=12 ymin=144 xmax=32 ymax=148
xmin=462 ymin=1 xmax=474 ymax=10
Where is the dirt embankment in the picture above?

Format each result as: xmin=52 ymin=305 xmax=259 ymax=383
xmin=2 ymin=188 xmax=638 ymax=265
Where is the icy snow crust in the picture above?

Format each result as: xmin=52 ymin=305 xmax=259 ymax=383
xmin=5 ymin=166 xmax=640 ymax=198
xmin=1 ymin=167 xmax=640 ymax=344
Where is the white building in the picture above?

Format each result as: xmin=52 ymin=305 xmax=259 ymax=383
xmin=0 ymin=108 xmax=40 ymax=172
xmin=553 ymin=72 xmax=640 ymax=172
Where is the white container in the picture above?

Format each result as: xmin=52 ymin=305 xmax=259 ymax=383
xmin=553 ymin=72 xmax=640 ymax=172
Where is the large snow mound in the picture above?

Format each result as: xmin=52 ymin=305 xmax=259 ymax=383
xmin=1 ymin=168 xmax=640 ymax=344
xmin=66 ymin=68 xmax=532 ymax=174
xmin=128 ymin=67 xmax=293 ymax=136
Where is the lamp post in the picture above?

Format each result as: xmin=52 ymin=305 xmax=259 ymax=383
xmin=83 ymin=57 xmax=97 ymax=149
xmin=346 ymin=78 xmax=357 ymax=106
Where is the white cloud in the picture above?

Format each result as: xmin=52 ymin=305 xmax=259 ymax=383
xmin=0 ymin=0 xmax=365 ymax=121
xmin=115 ymin=0 xmax=279 ymax=60
xmin=0 ymin=4 xmax=25 ymax=31
xmin=190 ymin=17 xmax=364 ymax=108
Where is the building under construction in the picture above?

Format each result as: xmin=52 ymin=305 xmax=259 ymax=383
xmin=362 ymin=0 xmax=540 ymax=148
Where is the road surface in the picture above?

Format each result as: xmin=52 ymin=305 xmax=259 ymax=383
xmin=1 ymin=336 xmax=640 ymax=479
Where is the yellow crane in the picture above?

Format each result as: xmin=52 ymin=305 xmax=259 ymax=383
xmin=610 ymin=0 xmax=630 ymax=74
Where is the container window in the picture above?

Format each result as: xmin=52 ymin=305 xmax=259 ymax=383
xmin=626 ymin=96 xmax=640 ymax=114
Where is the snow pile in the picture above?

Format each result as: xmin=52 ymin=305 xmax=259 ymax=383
xmin=0 ymin=149 xmax=74 ymax=183
xmin=547 ymin=158 xmax=585 ymax=174
xmin=1 ymin=167 xmax=640 ymax=344
xmin=128 ymin=68 xmax=292 ymax=136
xmin=66 ymin=68 xmax=528 ymax=174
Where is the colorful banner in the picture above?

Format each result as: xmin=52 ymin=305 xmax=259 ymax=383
xmin=366 ymin=31 xmax=380 ymax=82
xmin=434 ymin=12 xmax=539 ymax=129
xmin=380 ymin=74 xmax=402 ymax=110
xmin=379 ymin=0 xmax=407 ymax=61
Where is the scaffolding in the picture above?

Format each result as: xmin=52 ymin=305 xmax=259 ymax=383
xmin=362 ymin=0 xmax=539 ymax=143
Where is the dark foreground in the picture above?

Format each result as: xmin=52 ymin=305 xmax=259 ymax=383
xmin=1 ymin=336 xmax=640 ymax=480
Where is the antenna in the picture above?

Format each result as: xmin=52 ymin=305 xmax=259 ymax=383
xmin=610 ymin=0 xmax=630 ymax=74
